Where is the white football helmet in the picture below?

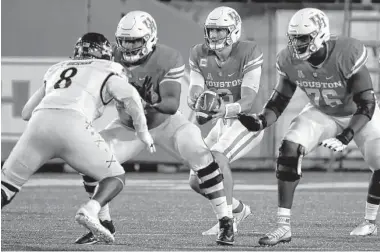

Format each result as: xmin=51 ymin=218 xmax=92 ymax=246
xmin=287 ymin=8 xmax=330 ymax=60
xmin=115 ymin=11 xmax=158 ymax=63
xmin=204 ymin=6 xmax=242 ymax=50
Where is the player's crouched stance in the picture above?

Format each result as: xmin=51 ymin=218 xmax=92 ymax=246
xmin=187 ymin=6 xmax=264 ymax=236
xmin=238 ymin=8 xmax=379 ymax=246
xmin=1 ymin=33 xmax=156 ymax=244
xmin=74 ymin=11 xmax=234 ymax=246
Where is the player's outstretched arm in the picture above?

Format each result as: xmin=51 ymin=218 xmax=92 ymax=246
xmin=238 ymin=75 xmax=297 ymax=131
xmin=187 ymin=70 xmax=205 ymax=110
xmin=21 ymin=84 xmax=46 ymax=121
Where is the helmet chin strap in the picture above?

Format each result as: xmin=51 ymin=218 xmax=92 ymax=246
xmin=308 ymin=42 xmax=328 ymax=67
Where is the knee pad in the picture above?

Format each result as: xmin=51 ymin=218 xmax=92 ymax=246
xmin=82 ymin=175 xmax=99 ymax=194
xmin=276 ymin=140 xmax=305 ymax=182
xmin=196 ymin=162 xmax=224 ymax=199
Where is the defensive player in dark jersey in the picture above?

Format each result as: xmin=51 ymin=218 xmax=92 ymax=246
xmin=187 ymin=6 xmax=264 ymax=236
xmin=238 ymin=8 xmax=379 ymax=245
xmin=74 ymin=11 xmax=234 ymax=246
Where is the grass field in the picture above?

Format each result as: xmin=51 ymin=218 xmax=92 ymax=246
xmin=1 ymin=171 xmax=379 ymax=251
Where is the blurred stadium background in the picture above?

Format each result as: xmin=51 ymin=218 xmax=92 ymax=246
xmin=1 ymin=0 xmax=380 ymax=173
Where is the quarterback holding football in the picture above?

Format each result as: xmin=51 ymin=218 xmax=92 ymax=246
xmin=238 ymin=8 xmax=380 ymax=246
xmin=187 ymin=6 xmax=265 ymax=236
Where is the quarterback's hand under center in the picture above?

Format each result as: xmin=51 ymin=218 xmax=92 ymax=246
xmin=136 ymin=131 xmax=156 ymax=153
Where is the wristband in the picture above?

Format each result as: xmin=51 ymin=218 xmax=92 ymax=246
xmin=225 ymin=103 xmax=241 ymax=118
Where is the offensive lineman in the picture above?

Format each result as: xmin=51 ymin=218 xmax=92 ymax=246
xmin=238 ymin=8 xmax=380 ymax=246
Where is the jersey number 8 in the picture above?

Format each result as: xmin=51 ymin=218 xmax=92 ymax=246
xmin=54 ymin=67 xmax=78 ymax=89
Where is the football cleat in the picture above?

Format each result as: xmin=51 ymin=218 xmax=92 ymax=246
xmin=75 ymin=208 xmax=115 ymax=244
xmin=350 ymin=220 xmax=377 ymax=236
xmin=216 ymin=216 xmax=235 ymax=246
xmin=258 ymin=226 xmax=291 ymax=246
xmin=75 ymin=220 xmax=116 ymax=245
xmin=202 ymin=202 xmax=251 ymax=235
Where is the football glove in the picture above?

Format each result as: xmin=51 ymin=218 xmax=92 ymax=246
xmin=320 ymin=128 xmax=354 ymax=152
xmin=237 ymin=113 xmax=267 ymax=132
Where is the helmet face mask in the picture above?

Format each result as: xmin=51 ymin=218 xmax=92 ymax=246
xmin=287 ymin=8 xmax=330 ymax=60
xmin=115 ymin=11 xmax=158 ymax=63
xmin=116 ymin=37 xmax=146 ymax=58
xmin=287 ymin=33 xmax=317 ymax=57
xmin=205 ymin=27 xmax=230 ymax=50
xmin=204 ymin=7 xmax=241 ymax=51
xmin=73 ymin=33 xmax=112 ymax=60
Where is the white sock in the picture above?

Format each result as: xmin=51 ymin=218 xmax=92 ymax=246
xmin=98 ymin=203 xmax=111 ymax=221
xmin=277 ymin=207 xmax=291 ymax=227
xmin=365 ymin=202 xmax=379 ymax=221
xmin=227 ymin=204 xmax=233 ymax=218
xmin=232 ymin=198 xmax=240 ymax=210
xmin=85 ymin=199 xmax=101 ymax=216
xmin=210 ymin=197 xmax=228 ymax=220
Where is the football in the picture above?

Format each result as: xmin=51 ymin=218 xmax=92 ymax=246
xmin=194 ymin=90 xmax=220 ymax=125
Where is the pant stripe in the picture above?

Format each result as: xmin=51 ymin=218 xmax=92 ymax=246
xmin=229 ymin=131 xmax=261 ymax=161
xmin=222 ymin=128 xmax=249 ymax=157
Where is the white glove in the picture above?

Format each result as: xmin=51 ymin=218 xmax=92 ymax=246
xmin=320 ymin=138 xmax=347 ymax=152
xmin=136 ymin=131 xmax=156 ymax=153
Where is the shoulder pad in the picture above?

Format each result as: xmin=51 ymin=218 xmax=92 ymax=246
xmin=276 ymin=48 xmax=292 ymax=77
xmin=337 ymin=36 xmax=368 ymax=79
xmin=189 ymin=44 xmax=204 ymax=72
xmin=237 ymin=41 xmax=264 ymax=74
xmin=109 ymin=61 xmax=127 ymax=79
xmin=156 ymin=45 xmax=184 ymax=73
xmin=43 ymin=61 xmax=67 ymax=82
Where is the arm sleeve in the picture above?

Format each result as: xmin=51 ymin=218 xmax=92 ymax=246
xmin=241 ymin=66 xmax=262 ymax=93
xmin=189 ymin=69 xmax=205 ymax=89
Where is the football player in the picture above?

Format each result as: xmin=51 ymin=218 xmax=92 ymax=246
xmin=1 ymin=33 xmax=155 ymax=243
xmin=238 ymin=8 xmax=380 ymax=245
xmin=75 ymin=11 xmax=234 ymax=246
xmin=187 ymin=6 xmax=264 ymax=235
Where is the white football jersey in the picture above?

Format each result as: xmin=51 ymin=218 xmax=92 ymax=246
xmin=35 ymin=59 xmax=127 ymax=122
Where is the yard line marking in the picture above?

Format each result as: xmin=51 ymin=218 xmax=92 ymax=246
xmin=24 ymin=178 xmax=368 ymax=190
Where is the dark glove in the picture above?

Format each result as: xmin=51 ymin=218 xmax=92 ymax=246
xmin=336 ymin=128 xmax=354 ymax=145
xmin=237 ymin=113 xmax=267 ymax=132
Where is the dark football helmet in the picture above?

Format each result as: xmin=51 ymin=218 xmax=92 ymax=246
xmin=73 ymin=32 xmax=113 ymax=60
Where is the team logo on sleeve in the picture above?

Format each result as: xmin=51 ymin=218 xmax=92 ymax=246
xmin=199 ymin=58 xmax=208 ymax=67
xmin=298 ymin=70 xmax=305 ymax=78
